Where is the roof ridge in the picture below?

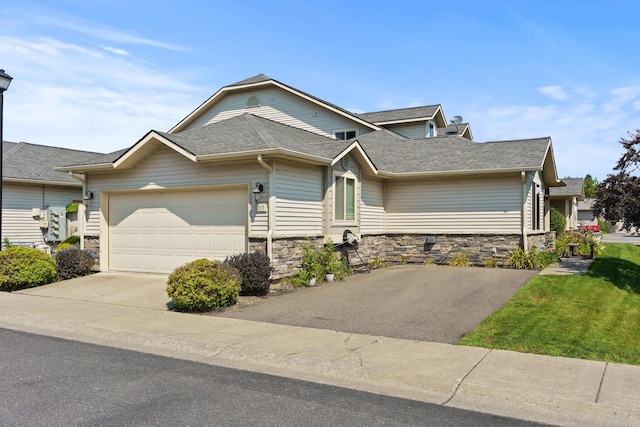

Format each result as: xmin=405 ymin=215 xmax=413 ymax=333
xmin=359 ymin=104 xmax=441 ymax=115
xmin=242 ymin=114 xmax=280 ymax=149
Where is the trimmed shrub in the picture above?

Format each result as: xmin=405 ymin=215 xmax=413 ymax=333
xmin=224 ymin=252 xmax=272 ymax=296
xmin=550 ymin=207 xmax=566 ymax=235
xmin=56 ymin=235 xmax=81 ymax=252
xmin=55 ymin=248 xmax=95 ymax=280
xmin=0 ymin=246 xmax=58 ymax=291
xmin=166 ymin=259 xmax=240 ymax=311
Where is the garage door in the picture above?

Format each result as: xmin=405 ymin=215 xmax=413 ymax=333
xmin=108 ymin=187 xmax=247 ymax=273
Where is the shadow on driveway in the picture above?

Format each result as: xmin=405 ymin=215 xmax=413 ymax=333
xmin=219 ymin=265 xmax=536 ymax=344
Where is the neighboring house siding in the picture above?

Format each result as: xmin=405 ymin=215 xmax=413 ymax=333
xmin=383 ymin=122 xmax=426 ymax=139
xmin=274 ymin=161 xmax=323 ymax=236
xmin=385 ymin=177 xmax=522 ymax=233
xmin=360 ymin=177 xmax=385 ymax=234
xmin=185 ymin=87 xmax=371 ymax=138
xmin=85 ymin=146 xmax=268 ymax=236
xmin=3 ymin=183 xmax=80 ymax=244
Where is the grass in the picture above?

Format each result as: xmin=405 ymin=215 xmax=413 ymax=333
xmin=458 ymin=243 xmax=640 ymax=365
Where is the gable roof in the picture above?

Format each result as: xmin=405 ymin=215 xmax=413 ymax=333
xmin=549 ymin=177 xmax=585 ymax=200
xmin=58 ymin=114 xmax=562 ymax=185
xmin=355 ymin=105 xmax=445 ymax=127
xmin=169 ymin=74 xmax=382 ymax=134
xmin=3 ymin=141 xmax=103 ymax=186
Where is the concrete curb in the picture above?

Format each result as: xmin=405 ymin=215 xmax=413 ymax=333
xmin=1 ymin=292 xmax=639 ymax=426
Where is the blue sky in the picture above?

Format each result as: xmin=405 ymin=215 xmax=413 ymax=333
xmin=1 ymin=0 xmax=639 ymax=180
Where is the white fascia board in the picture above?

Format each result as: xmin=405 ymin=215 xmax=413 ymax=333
xmin=376 ymin=167 xmax=540 ymax=180
xmin=113 ymin=132 xmax=197 ymax=169
xmin=168 ymin=80 xmax=274 ymax=134
xmin=55 ymin=163 xmax=115 ymax=172
xmin=373 ymin=116 xmax=435 ymax=126
xmin=3 ymin=177 xmax=82 ymax=187
xmin=170 ymin=79 xmax=382 ymax=134
xmin=196 ymin=148 xmax=332 ymax=165
xmin=331 ymin=141 xmax=378 ymax=175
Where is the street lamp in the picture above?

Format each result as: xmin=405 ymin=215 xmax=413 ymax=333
xmin=0 ymin=69 xmax=13 ymax=248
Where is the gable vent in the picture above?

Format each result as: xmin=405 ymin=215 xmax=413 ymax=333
xmin=246 ymin=96 xmax=260 ymax=108
xmin=341 ymin=156 xmax=350 ymax=170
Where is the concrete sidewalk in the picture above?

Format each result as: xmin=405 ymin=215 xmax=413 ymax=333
xmin=0 ymin=276 xmax=638 ymax=426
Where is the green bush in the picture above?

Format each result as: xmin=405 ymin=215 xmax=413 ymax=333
xmin=166 ymin=259 xmax=240 ymax=311
xmin=550 ymin=207 xmax=566 ymax=235
xmin=321 ymin=241 xmax=351 ymax=280
xmin=0 ymin=246 xmax=58 ymax=291
xmin=57 ymin=235 xmax=81 ymax=252
xmin=55 ymin=248 xmax=95 ymax=280
xmin=556 ymin=230 xmax=604 ymax=257
xmin=224 ymin=252 xmax=272 ymax=296
xmin=505 ymin=248 xmax=559 ymax=270
xmin=449 ymin=252 xmax=471 ymax=267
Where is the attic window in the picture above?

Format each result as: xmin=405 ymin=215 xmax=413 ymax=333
xmin=427 ymin=121 xmax=436 ymax=137
xmin=335 ymin=130 xmax=356 ymax=140
xmin=246 ymin=96 xmax=261 ymax=108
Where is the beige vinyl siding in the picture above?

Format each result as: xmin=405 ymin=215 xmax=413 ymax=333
xmin=85 ymin=145 xmax=268 ymax=236
xmin=2 ymin=183 xmax=81 ymax=244
xmin=360 ymin=177 xmax=385 ymax=234
xmin=185 ymin=86 xmax=371 ymax=138
xmin=383 ymin=122 xmax=427 ymax=139
xmin=385 ymin=177 xmax=522 ymax=233
xmin=274 ymin=161 xmax=323 ymax=236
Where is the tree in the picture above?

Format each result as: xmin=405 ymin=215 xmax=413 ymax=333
xmin=593 ymin=130 xmax=640 ymax=230
xmin=583 ymin=174 xmax=599 ymax=198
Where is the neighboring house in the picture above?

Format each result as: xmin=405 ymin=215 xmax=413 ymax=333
xmin=577 ymin=198 xmax=597 ymax=226
xmin=549 ymin=177 xmax=585 ymax=230
xmin=58 ymin=74 xmax=563 ymax=277
xmin=2 ymin=141 xmax=102 ymax=246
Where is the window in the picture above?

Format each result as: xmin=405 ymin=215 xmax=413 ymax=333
xmin=427 ymin=121 xmax=435 ymax=137
xmin=532 ymin=184 xmax=542 ymax=230
xmin=334 ymin=174 xmax=356 ymax=221
xmin=335 ymin=130 xmax=356 ymax=140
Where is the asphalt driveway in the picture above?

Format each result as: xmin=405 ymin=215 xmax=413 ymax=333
xmin=220 ymin=265 xmax=537 ymax=344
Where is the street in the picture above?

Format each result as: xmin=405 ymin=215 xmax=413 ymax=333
xmin=0 ymin=328 xmax=547 ymax=426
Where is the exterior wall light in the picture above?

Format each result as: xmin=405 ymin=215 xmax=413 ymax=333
xmin=253 ymin=182 xmax=264 ymax=201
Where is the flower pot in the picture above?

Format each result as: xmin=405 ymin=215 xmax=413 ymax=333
xmin=325 ymin=273 xmax=335 ymax=282
xmin=309 ymin=276 xmax=317 ymax=286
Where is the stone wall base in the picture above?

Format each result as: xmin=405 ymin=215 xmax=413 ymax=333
xmin=87 ymin=231 xmax=556 ymax=277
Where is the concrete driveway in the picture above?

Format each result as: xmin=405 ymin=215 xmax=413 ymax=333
xmin=220 ymin=265 xmax=537 ymax=344
xmin=16 ymin=266 xmax=535 ymax=344
xmin=16 ymin=273 xmax=171 ymax=310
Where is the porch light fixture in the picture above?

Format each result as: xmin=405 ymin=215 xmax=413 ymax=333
xmin=0 ymin=69 xmax=13 ymax=249
xmin=253 ymin=182 xmax=264 ymax=201
xmin=84 ymin=191 xmax=94 ymax=200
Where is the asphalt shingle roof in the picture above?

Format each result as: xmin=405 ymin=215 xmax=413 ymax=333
xmin=3 ymin=141 xmax=103 ymax=184
xmin=550 ymin=177 xmax=584 ymax=196
xmin=62 ymin=113 xmax=551 ymax=176
xmin=355 ymin=105 xmax=440 ymax=123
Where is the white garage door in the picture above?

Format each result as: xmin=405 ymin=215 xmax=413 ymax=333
xmin=108 ymin=187 xmax=247 ymax=273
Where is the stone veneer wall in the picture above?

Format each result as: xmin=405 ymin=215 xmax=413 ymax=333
xmin=88 ymin=231 xmax=556 ymax=277
xmin=250 ymin=236 xmax=324 ymax=279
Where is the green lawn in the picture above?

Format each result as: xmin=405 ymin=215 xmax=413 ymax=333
xmin=458 ymin=243 xmax=640 ymax=365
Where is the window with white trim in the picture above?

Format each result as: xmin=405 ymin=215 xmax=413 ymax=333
xmin=427 ymin=121 xmax=436 ymax=137
xmin=334 ymin=172 xmax=357 ymax=222
xmin=334 ymin=129 xmax=357 ymax=140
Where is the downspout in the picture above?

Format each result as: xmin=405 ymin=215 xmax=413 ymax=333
xmin=257 ymin=155 xmax=274 ymax=260
xmin=68 ymin=171 xmax=86 ymax=250
xmin=521 ymin=171 xmax=528 ymax=251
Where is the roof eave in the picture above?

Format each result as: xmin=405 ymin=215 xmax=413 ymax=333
xmin=196 ymin=148 xmax=332 ymax=165
xmin=377 ymin=167 xmax=541 ymax=180
xmin=169 ymin=78 xmax=382 ymax=134
xmin=3 ymin=177 xmax=82 ymax=187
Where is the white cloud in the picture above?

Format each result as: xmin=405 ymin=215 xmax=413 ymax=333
xmin=467 ymin=87 xmax=634 ymax=180
xmin=103 ymin=46 xmax=130 ymax=56
xmin=34 ymin=15 xmax=188 ymax=52
xmin=0 ymin=35 xmax=206 ymax=155
xmin=537 ymin=85 xmax=569 ymax=100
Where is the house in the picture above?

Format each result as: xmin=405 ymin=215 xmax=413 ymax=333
xmin=549 ymin=177 xmax=585 ymax=230
xmin=57 ymin=74 xmax=563 ymax=277
xmin=577 ymin=198 xmax=597 ymax=226
xmin=2 ymin=141 xmax=103 ymax=247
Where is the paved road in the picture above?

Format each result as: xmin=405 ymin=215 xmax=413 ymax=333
xmin=0 ymin=328 xmax=546 ymax=427
xmin=220 ymin=265 xmax=536 ymax=344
